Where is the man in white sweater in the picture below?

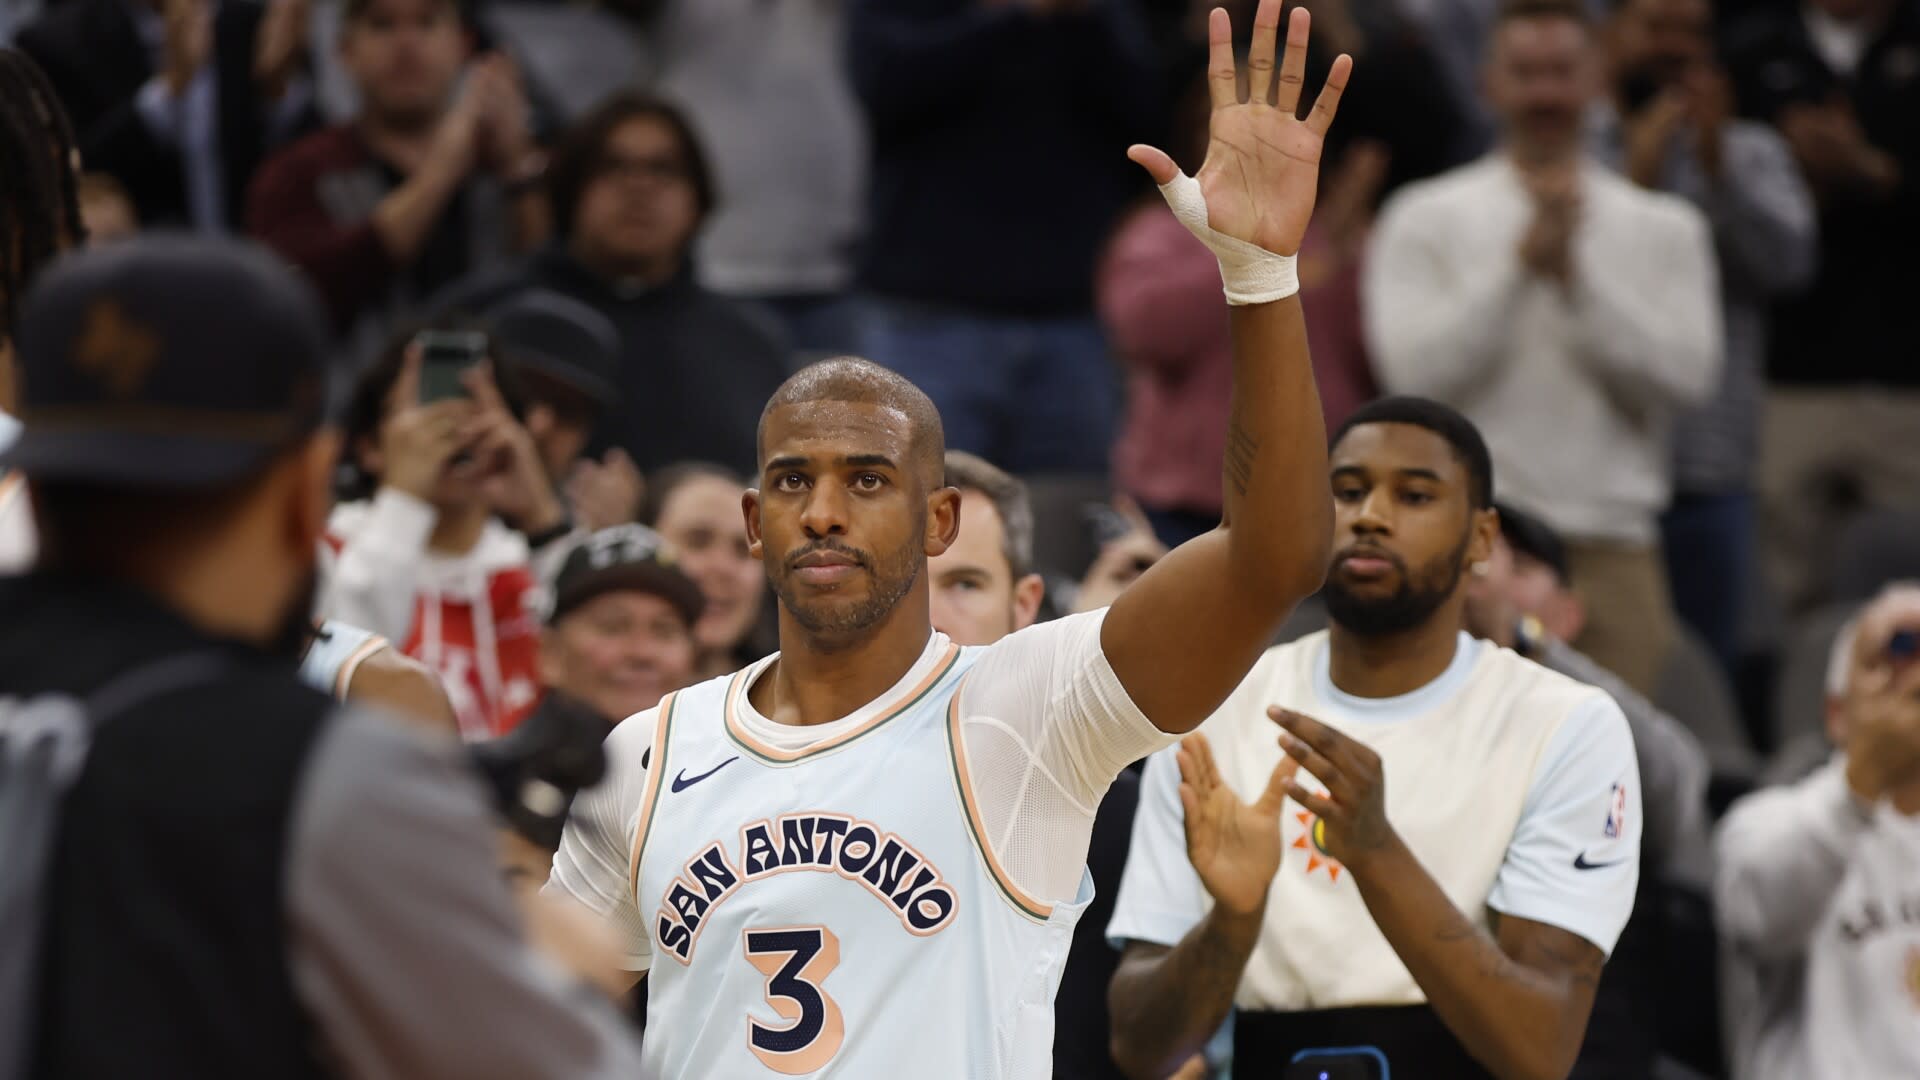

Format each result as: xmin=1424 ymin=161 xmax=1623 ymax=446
xmin=1362 ymin=0 xmax=1722 ymax=697
xmin=1715 ymin=583 xmax=1920 ymax=1080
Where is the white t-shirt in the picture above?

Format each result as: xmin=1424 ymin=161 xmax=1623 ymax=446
xmin=1109 ymin=632 xmax=1641 ymax=1010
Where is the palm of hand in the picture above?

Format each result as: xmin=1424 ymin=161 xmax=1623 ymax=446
xmin=1197 ymin=105 xmax=1328 ymax=257
xmin=1189 ymin=788 xmax=1283 ymax=914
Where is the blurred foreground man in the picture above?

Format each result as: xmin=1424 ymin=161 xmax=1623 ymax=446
xmin=1108 ymin=397 xmax=1641 ymax=1080
xmin=0 ymin=235 xmax=642 ymax=1078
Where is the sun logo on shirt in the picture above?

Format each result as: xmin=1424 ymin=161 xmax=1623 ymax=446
xmin=1292 ymin=809 xmax=1344 ymax=882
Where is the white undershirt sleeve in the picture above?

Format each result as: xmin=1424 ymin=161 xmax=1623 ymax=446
xmin=1487 ymin=693 xmax=1643 ymax=956
xmin=955 ymin=609 xmax=1180 ymax=906
xmin=1106 ymin=745 xmax=1211 ymax=949
xmin=546 ymin=714 xmax=655 ymax=972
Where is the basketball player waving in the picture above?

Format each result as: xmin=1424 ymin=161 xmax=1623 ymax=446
xmin=547 ymin=4 xmax=1349 ymax=1075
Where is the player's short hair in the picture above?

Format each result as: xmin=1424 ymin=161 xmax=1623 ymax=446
xmin=757 ymin=357 xmax=945 ymax=490
xmin=944 ymin=450 xmax=1035 ymax=580
xmin=1496 ymin=0 xmax=1594 ymax=31
xmin=1332 ymin=396 xmax=1495 ymax=510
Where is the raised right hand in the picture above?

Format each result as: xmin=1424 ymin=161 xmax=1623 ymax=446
xmin=1178 ymin=731 xmax=1298 ymax=918
xmin=379 ymin=346 xmax=474 ymax=501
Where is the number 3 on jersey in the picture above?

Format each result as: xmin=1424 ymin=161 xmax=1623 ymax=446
xmin=744 ymin=926 xmax=844 ymax=1073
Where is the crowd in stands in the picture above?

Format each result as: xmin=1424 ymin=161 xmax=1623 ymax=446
xmin=3 ymin=0 xmax=1918 ymax=1075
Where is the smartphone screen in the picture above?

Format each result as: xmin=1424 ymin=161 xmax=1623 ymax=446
xmin=415 ymin=330 xmax=488 ymax=404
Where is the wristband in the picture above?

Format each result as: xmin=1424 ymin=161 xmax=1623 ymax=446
xmin=1155 ymin=170 xmax=1300 ymax=305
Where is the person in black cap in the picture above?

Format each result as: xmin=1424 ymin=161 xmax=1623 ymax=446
xmin=540 ymin=522 xmax=704 ymax=729
xmin=0 ymin=233 xmax=643 ymax=1078
xmin=485 ymin=288 xmax=645 ymax=532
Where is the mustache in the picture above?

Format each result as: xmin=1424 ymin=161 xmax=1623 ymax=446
xmin=784 ymin=539 xmax=872 ymax=571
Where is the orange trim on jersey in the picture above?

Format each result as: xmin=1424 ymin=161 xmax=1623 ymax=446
xmin=723 ymin=644 xmax=962 ymax=765
xmin=627 ymin=692 xmax=680 ymax=904
xmin=945 ymin=676 xmax=1054 ymax=922
xmin=330 ymin=634 xmax=390 ymax=701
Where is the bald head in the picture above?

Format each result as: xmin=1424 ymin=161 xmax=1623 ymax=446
xmin=758 ymin=357 xmax=946 ymax=490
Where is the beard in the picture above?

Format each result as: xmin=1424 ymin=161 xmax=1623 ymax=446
xmin=769 ymin=533 xmax=923 ymax=647
xmin=1323 ymin=535 xmax=1469 ymax=639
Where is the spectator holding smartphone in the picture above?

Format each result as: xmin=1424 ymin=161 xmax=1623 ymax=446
xmin=1715 ymin=582 xmax=1920 ymax=1080
xmin=316 ymin=328 xmax=579 ymax=738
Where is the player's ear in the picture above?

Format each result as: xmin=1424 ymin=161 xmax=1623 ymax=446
xmin=926 ymin=484 xmax=961 ymax=557
xmin=1466 ymin=504 xmax=1499 ymax=572
xmin=743 ymin=488 xmax=765 ymax=561
xmin=287 ymin=429 xmax=343 ymax=555
xmin=1012 ymin=573 xmax=1045 ymax=633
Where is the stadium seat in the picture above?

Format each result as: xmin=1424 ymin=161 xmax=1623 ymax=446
xmin=1771 ymin=602 xmax=1855 ymax=754
xmin=1829 ymin=507 xmax=1920 ymax=605
xmin=1654 ymin=625 xmax=1758 ymax=783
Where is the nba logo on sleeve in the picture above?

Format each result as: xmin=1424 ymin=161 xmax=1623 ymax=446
xmin=1604 ymin=782 xmax=1628 ymax=839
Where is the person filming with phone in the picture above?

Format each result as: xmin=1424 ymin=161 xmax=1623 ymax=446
xmin=316 ymin=325 xmax=581 ymax=738
xmin=1715 ymin=582 xmax=1920 ymax=1080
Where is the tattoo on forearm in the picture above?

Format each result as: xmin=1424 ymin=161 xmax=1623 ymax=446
xmin=1225 ymin=415 xmax=1259 ymax=497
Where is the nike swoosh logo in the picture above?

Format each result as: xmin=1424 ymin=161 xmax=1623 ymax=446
xmin=671 ymin=756 xmax=739 ymax=793
xmin=1573 ymin=852 xmax=1626 ymax=871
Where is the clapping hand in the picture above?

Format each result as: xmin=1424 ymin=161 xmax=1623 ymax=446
xmin=1177 ymin=731 xmax=1299 ymax=917
xmin=1271 ymin=707 xmax=1396 ymax=868
xmin=1126 ymin=0 xmax=1352 ymax=258
xmin=462 ymin=364 xmax=567 ymax=536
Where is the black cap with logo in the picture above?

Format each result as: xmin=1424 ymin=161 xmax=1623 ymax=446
xmin=0 ymin=233 xmax=335 ymax=489
xmin=549 ymin=524 xmax=706 ymax=628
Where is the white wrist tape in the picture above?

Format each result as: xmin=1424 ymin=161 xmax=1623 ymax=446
xmin=1156 ymin=170 xmax=1299 ymax=305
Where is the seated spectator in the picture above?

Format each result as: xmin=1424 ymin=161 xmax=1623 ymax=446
xmin=538 ymin=523 xmax=703 ymax=727
xmin=926 ymin=448 xmax=1135 ymax=1080
xmin=16 ymin=0 xmax=316 ymax=231
xmin=1715 ymin=583 xmax=1920 ymax=1080
xmin=847 ymin=0 xmax=1160 ymax=475
xmin=316 ymin=329 xmax=580 ymax=739
xmin=1364 ymin=0 xmax=1723 ymax=697
xmin=1595 ymin=0 xmax=1816 ymax=673
xmin=1108 ymin=397 xmax=1640 ymax=1080
xmin=929 ymin=450 xmax=1045 ymax=647
xmin=77 ymin=172 xmax=139 ymax=245
xmin=437 ymin=93 xmax=787 ymax=475
xmin=642 ymin=462 xmax=770 ymax=681
xmin=482 ymin=287 xmax=643 ymax=531
xmin=247 ymin=0 xmax=547 ymax=354
xmin=1723 ymin=0 xmax=1920 ymax=614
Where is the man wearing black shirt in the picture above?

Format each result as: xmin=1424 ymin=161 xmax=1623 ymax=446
xmin=0 ymin=234 xmax=641 ymax=1078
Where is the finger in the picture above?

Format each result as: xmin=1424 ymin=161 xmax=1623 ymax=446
xmin=1206 ymin=6 xmax=1238 ymax=110
xmin=1275 ymin=731 xmax=1353 ymax=805
xmin=1245 ymin=0 xmax=1282 ymax=105
xmin=1252 ymin=755 xmax=1301 ymax=816
xmin=1175 ymin=745 xmax=1205 ymax=794
xmin=1273 ymin=707 xmax=1375 ymax=785
xmin=1304 ymin=51 xmax=1353 ymax=137
xmin=463 ymin=361 xmax=510 ymax=414
xmin=1285 ymin=781 xmax=1340 ymax=822
xmin=390 ymin=344 xmax=424 ymax=412
xmin=1126 ymin=143 xmax=1179 ymax=185
xmin=1190 ymin=731 xmax=1224 ymax=793
xmin=1274 ymin=4 xmax=1311 ymax=116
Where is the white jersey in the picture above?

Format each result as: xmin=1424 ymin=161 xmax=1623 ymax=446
xmin=299 ymin=620 xmax=391 ymax=702
xmin=1110 ymin=631 xmax=1642 ymax=1010
xmin=549 ymin=610 xmax=1174 ymax=1078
